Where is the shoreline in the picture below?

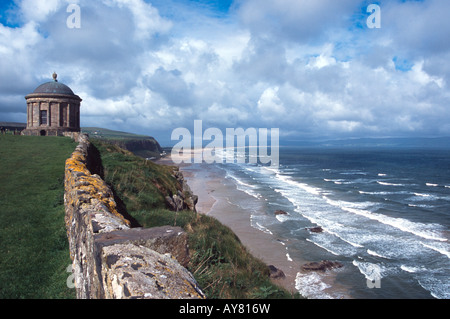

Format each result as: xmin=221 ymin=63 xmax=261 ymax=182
xmin=182 ymin=163 xmax=301 ymax=294
xmin=155 ymin=155 xmax=352 ymax=298
xmin=155 ymin=156 xmax=299 ymax=293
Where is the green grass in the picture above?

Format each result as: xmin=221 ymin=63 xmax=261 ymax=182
xmin=82 ymin=127 xmax=151 ymax=140
xmin=0 ymin=135 xmax=299 ymax=299
xmin=91 ymin=140 xmax=179 ymax=213
xmin=92 ymin=139 xmax=300 ymax=299
xmin=0 ymin=135 xmax=77 ymax=299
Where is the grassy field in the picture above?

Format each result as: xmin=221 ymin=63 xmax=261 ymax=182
xmin=0 ymin=134 xmax=298 ymax=299
xmin=0 ymin=135 xmax=77 ymax=299
xmin=92 ymin=139 xmax=299 ymax=299
xmin=82 ymin=127 xmax=151 ymax=140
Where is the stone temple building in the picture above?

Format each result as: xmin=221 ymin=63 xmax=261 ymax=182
xmin=22 ymin=73 xmax=82 ymax=136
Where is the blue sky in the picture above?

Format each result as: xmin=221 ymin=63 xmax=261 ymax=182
xmin=0 ymin=0 xmax=449 ymax=145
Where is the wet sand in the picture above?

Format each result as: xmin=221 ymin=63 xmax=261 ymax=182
xmin=157 ymin=155 xmax=300 ymax=293
xmin=155 ymin=154 xmax=352 ymax=298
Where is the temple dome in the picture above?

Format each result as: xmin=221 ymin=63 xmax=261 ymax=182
xmin=31 ymin=72 xmax=76 ymax=96
xmin=33 ymin=81 xmax=75 ymax=95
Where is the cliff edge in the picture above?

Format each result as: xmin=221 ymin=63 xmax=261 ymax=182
xmin=64 ymin=133 xmax=205 ymax=299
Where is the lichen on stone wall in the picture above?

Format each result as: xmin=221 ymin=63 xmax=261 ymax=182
xmin=64 ymin=133 xmax=205 ymax=299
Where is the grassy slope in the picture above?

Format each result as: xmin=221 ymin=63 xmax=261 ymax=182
xmin=92 ymin=139 xmax=298 ymax=299
xmin=83 ymin=127 xmax=163 ymax=159
xmin=0 ymin=134 xmax=297 ymax=299
xmin=0 ymin=135 xmax=77 ymax=299
xmin=82 ymin=127 xmax=151 ymax=140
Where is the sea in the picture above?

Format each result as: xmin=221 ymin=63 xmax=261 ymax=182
xmin=187 ymin=147 xmax=450 ymax=299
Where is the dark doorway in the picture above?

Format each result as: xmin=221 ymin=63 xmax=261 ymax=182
xmin=40 ymin=130 xmax=46 ymax=136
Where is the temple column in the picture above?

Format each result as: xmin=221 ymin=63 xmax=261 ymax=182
xmin=48 ymin=104 xmax=51 ymax=127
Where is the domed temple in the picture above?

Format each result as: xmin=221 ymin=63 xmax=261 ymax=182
xmin=22 ymin=73 xmax=82 ymax=136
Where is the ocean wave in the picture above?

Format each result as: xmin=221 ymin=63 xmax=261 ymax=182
xmin=250 ymin=215 xmax=273 ymax=235
xmin=295 ymin=272 xmax=334 ymax=299
xmin=408 ymin=203 xmax=435 ymax=209
xmin=340 ymin=171 xmax=368 ymax=176
xmin=359 ymin=190 xmax=410 ymax=196
xmin=226 ymin=171 xmax=263 ymax=200
xmin=274 ymin=174 xmax=448 ymax=243
xmin=400 ymin=265 xmax=426 ymax=273
xmin=367 ymin=249 xmax=391 ymax=259
xmin=410 ymin=193 xmax=439 ymax=202
xmin=421 ymin=242 xmax=450 ymax=259
xmin=275 ymin=213 xmax=290 ymax=222
xmin=377 ymin=181 xmax=405 ymax=187
xmin=417 ymin=274 xmax=450 ymax=299
xmin=306 ymin=238 xmax=340 ymax=256
xmin=324 ymin=178 xmax=352 ymax=185
xmin=324 ymin=197 xmax=448 ymax=242
xmin=409 ymin=193 xmax=448 ymax=203
xmin=275 ymin=173 xmax=322 ymax=196
xmin=352 ymin=260 xmax=384 ymax=281
xmin=414 ymin=192 xmax=433 ymax=197
xmin=325 ymin=228 xmax=364 ymax=249
xmin=225 ymin=172 xmax=257 ymax=189
xmin=426 ymin=183 xmax=439 ymax=187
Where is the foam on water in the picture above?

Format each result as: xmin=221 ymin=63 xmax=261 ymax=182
xmin=420 ymin=242 xmax=450 ymax=259
xmin=352 ymin=260 xmax=385 ymax=281
xmin=377 ymin=181 xmax=405 ymax=187
xmin=367 ymin=249 xmax=392 ymax=259
xmin=295 ymin=272 xmax=334 ymax=299
xmin=324 ymin=197 xmax=447 ymax=242
xmin=215 ymin=148 xmax=450 ymax=299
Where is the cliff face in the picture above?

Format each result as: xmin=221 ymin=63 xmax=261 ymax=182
xmin=64 ymin=133 xmax=205 ymax=299
xmin=104 ymin=138 xmax=163 ymax=159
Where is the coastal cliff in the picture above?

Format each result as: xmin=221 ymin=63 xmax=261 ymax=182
xmin=64 ymin=133 xmax=205 ymax=299
xmin=65 ymin=133 xmax=294 ymax=299
xmin=82 ymin=127 xmax=163 ymax=159
xmin=107 ymin=138 xmax=163 ymax=159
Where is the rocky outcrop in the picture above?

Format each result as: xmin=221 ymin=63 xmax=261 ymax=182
xmin=307 ymin=226 xmax=324 ymax=233
xmin=64 ymin=133 xmax=205 ymax=299
xmin=301 ymin=260 xmax=343 ymax=272
xmin=165 ymin=170 xmax=198 ymax=212
xmin=268 ymin=265 xmax=286 ymax=279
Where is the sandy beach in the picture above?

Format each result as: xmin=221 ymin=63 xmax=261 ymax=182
xmin=156 ymin=154 xmax=352 ymax=298
xmin=184 ymin=165 xmax=302 ymax=293
xmin=156 ymin=154 xmax=300 ymax=293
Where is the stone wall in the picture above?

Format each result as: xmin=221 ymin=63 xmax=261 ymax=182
xmin=64 ymin=133 xmax=205 ymax=299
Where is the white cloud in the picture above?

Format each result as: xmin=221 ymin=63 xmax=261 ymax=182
xmin=18 ymin=0 xmax=62 ymax=23
xmin=105 ymin=0 xmax=172 ymax=40
xmin=257 ymin=87 xmax=285 ymax=119
xmin=410 ymin=61 xmax=444 ymax=88
xmin=1 ymin=0 xmax=450 ymax=143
